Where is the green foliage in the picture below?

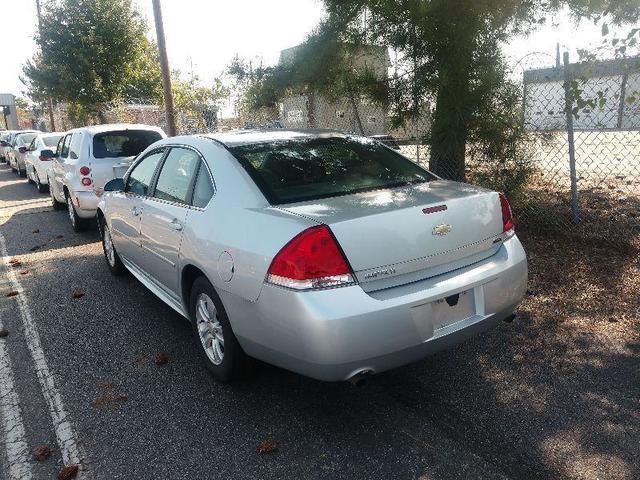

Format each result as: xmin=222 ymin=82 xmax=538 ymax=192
xmin=22 ymin=0 xmax=161 ymax=123
xmin=234 ymin=0 xmax=640 ymax=181
xmin=171 ymin=74 xmax=229 ymax=132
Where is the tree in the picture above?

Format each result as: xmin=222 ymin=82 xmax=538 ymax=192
xmin=238 ymin=0 xmax=640 ymax=180
xmin=172 ymin=73 xmax=230 ymax=132
xmin=22 ymin=0 xmax=161 ymax=123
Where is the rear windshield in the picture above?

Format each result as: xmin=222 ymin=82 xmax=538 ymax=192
xmin=93 ymin=130 xmax=162 ymax=159
xmin=229 ymin=137 xmax=436 ymax=204
xmin=43 ymin=135 xmax=63 ymax=147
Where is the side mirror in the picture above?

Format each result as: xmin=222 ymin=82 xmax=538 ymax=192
xmin=0 ymin=141 xmax=7 ymax=147
xmin=40 ymin=149 xmax=55 ymax=159
xmin=18 ymin=146 xmax=27 ymax=154
xmin=104 ymin=177 xmax=125 ymax=192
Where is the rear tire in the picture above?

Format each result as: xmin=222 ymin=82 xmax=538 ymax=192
xmin=66 ymin=193 xmax=90 ymax=232
xmin=189 ymin=276 xmax=254 ymax=383
xmin=35 ymin=173 xmax=47 ymax=193
xmin=49 ymin=178 xmax=65 ymax=210
xmin=100 ymin=218 xmax=126 ymax=275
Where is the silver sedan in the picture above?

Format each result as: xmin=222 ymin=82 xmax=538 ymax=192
xmin=97 ymin=130 xmax=528 ymax=383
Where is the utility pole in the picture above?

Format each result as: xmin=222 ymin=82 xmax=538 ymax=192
xmin=152 ymin=0 xmax=177 ymax=136
xmin=35 ymin=0 xmax=56 ymax=132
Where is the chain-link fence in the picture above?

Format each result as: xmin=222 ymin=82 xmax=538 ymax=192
xmin=21 ymin=53 xmax=640 ymax=243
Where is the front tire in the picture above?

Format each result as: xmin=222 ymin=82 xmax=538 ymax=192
xmin=66 ymin=193 xmax=90 ymax=232
xmin=189 ymin=276 xmax=253 ymax=382
xmin=100 ymin=219 xmax=126 ymax=275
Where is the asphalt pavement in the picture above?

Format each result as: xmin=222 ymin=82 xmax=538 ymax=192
xmin=0 ymin=162 xmax=637 ymax=480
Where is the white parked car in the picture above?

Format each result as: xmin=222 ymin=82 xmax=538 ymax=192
xmin=49 ymin=124 xmax=166 ymax=231
xmin=24 ymin=132 xmax=65 ymax=192
xmin=7 ymin=131 xmax=39 ymax=175
xmin=0 ymin=131 xmax=18 ymax=162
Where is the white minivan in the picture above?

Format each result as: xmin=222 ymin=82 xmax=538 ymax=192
xmin=49 ymin=124 xmax=166 ymax=231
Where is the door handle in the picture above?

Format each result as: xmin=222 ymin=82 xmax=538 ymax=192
xmin=170 ymin=219 xmax=183 ymax=231
xmin=132 ymin=206 xmax=142 ymax=216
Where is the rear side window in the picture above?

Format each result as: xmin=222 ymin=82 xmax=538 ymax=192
xmin=229 ymin=137 xmax=436 ymax=205
xmin=153 ymin=147 xmax=200 ymax=205
xmin=93 ymin=130 xmax=162 ymax=159
xmin=126 ymin=150 xmax=164 ymax=196
xmin=192 ymin=162 xmax=214 ymax=208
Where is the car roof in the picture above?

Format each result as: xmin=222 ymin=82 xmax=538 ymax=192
xmin=68 ymin=123 xmax=164 ymax=135
xmin=202 ymin=129 xmax=349 ymax=148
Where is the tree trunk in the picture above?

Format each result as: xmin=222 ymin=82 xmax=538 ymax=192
xmin=428 ymin=2 xmax=476 ymax=182
xmin=428 ymin=77 xmax=469 ymax=181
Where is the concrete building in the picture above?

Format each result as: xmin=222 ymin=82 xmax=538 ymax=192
xmin=279 ymin=44 xmax=390 ymax=136
xmin=0 ymin=94 xmax=19 ymax=130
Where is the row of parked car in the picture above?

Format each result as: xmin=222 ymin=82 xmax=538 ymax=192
xmin=0 ymin=124 xmax=528 ymax=384
xmin=1 ymin=125 xmax=165 ymax=230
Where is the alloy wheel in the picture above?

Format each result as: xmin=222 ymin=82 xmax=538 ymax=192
xmin=195 ymin=293 xmax=224 ymax=365
xmin=67 ymin=196 xmax=76 ymax=227
xmin=103 ymin=224 xmax=116 ymax=267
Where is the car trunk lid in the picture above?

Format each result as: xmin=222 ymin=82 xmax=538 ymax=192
xmin=89 ymin=156 xmax=136 ymax=191
xmin=278 ymin=180 xmax=505 ymax=292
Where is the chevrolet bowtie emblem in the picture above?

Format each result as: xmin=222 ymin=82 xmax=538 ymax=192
xmin=432 ymin=224 xmax=452 ymax=236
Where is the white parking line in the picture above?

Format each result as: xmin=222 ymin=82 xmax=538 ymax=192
xmin=0 ymin=319 xmax=33 ymax=480
xmin=0 ymin=231 xmax=85 ymax=474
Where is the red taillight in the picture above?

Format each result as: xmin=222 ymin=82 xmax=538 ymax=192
xmin=499 ymin=192 xmax=514 ymax=232
xmin=79 ymin=166 xmax=90 ymax=176
xmin=81 ymin=177 xmax=92 ymax=186
xmin=266 ymin=225 xmax=354 ymax=290
xmin=38 ymin=155 xmax=51 ymax=161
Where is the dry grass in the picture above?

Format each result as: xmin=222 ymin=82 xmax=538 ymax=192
xmin=518 ymin=227 xmax=639 ymax=338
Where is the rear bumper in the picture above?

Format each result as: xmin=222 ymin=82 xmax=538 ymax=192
xmin=72 ymin=190 xmax=100 ymax=218
xmin=227 ymin=234 xmax=528 ymax=381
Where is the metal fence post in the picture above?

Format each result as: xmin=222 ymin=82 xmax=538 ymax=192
xmin=563 ymin=52 xmax=580 ymax=224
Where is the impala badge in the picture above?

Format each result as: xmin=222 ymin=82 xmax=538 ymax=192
xmin=433 ymin=224 xmax=452 ymax=236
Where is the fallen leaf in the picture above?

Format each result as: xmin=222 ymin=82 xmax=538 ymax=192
xmin=32 ymin=445 xmax=53 ymax=461
xmin=92 ymin=383 xmax=128 ymax=408
xmin=257 ymin=439 xmax=279 ymax=455
xmin=32 ymin=229 xmax=40 ymax=234
xmin=154 ymin=352 xmax=171 ymax=366
xmin=19 ymin=270 xmax=29 ymax=275
xmin=10 ymin=261 xmax=22 ymax=268
xmin=58 ymin=464 xmax=80 ymax=480
xmin=72 ymin=289 xmax=85 ymax=299
xmin=5 ymin=291 xmax=19 ymax=298
xmin=8 ymin=258 xmax=19 ymax=265
xmin=0 ymin=329 xmax=8 ymax=338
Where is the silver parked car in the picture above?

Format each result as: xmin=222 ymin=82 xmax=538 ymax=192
xmin=97 ymin=130 xmax=528 ymax=383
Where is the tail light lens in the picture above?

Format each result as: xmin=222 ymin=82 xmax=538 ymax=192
xmin=266 ymin=225 xmax=355 ymax=290
xmin=79 ymin=166 xmax=90 ymax=176
xmin=81 ymin=177 xmax=92 ymax=186
xmin=499 ymin=192 xmax=514 ymax=232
